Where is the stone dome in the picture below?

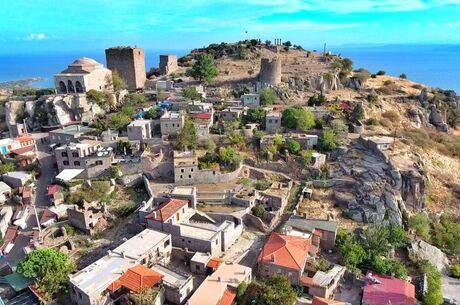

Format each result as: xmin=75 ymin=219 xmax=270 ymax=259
xmin=71 ymin=57 xmax=101 ymax=67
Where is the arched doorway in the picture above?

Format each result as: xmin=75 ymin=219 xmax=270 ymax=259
xmin=67 ymin=80 xmax=75 ymax=93
xmin=75 ymin=81 xmax=83 ymax=93
xmin=59 ymin=81 xmax=67 ymax=93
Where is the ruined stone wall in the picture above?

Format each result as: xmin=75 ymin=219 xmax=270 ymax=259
xmin=105 ymin=47 xmax=146 ymax=91
xmin=259 ymin=58 xmax=282 ymax=86
xmin=159 ymin=55 xmax=178 ymax=75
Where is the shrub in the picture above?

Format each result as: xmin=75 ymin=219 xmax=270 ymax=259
xmin=419 ymin=261 xmax=443 ymax=305
xmin=115 ymin=203 xmax=137 ymax=217
xmin=376 ymin=70 xmax=386 ymax=76
xmin=108 ymin=113 xmax=131 ymax=130
xmin=366 ymin=118 xmax=379 ymax=126
xmin=260 ymin=88 xmax=276 ymax=106
xmin=409 ymin=214 xmax=431 ymax=241
xmin=251 ymin=204 xmax=265 ymax=218
xmin=255 ymin=179 xmax=272 ymax=191
xmin=308 ymin=93 xmax=327 ymax=107
xmin=412 ymin=84 xmax=423 ymax=90
xmin=183 ymin=87 xmax=202 ymax=101
xmin=63 ymin=224 xmax=76 ymax=236
xmin=320 ymin=129 xmax=340 ymax=151
xmin=351 ymin=104 xmax=365 ymax=121
xmin=400 ymin=73 xmax=408 ymax=79
xmin=300 ymin=150 xmax=315 ymax=165
xmin=188 ymin=54 xmax=219 ymax=83
xmin=112 ymin=71 xmax=128 ymax=91
xmin=281 ymin=107 xmax=315 ymax=131
xmin=286 ymin=139 xmax=301 ymax=155
xmin=0 ymin=162 xmax=16 ymax=174
xmin=451 ymin=263 xmax=460 ymax=278
xmin=366 ymin=93 xmax=378 ymax=104
xmin=382 ymin=110 xmax=400 ymax=121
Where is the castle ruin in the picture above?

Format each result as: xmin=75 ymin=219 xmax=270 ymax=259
xmin=259 ymin=57 xmax=282 ymax=86
xmin=105 ymin=47 xmax=146 ymax=91
xmin=159 ymin=54 xmax=178 ymax=75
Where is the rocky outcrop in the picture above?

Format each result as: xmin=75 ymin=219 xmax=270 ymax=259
xmin=347 ymin=77 xmax=362 ymax=90
xmin=429 ymin=105 xmax=449 ymax=132
xmin=407 ymin=108 xmax=427 ymax=127
xmin=331 ymin=139 xmax=428 ymax=226
xmin=288 ymin=72 xmax=343 ymax=92
xmin=408 ymin=239 xmax=450 ymax=275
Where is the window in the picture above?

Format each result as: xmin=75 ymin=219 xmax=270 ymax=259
xmin=188 ymin=240 xmax=191 ymax=243
xmin=63 ymin=161 xmax=69 ymax=166
xmin=180 ymin=175 xmax=183 ymax=179
xmin=72 ymin=152 xmax=79 ymax=158
xmin=74 ymin=161 xmax=80 ymax=166
xmin=95 ymin=160 xmax=103 ymax=165
xmin=191 ymin=168 xmax=194 ymax=172
xmin=269 ymin=119 xmax=272 ymax=123
xmin=188 ymin=175 xmax=191 ymax=178
xmin=181 ymin=169 xmax=184 ymax=173
xmin=61 ymin=152 xmax=68 ymax=157
xmin=215 ymin=239 xmax=218 ymax=244
xmin=164 ymin=239 xmax=170 ymax=247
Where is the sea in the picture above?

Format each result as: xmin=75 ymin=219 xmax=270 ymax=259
xmin=0 ymin=44 xmax=459 ymax=93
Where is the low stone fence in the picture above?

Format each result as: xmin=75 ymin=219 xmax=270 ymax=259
xmin=175 ymin=164 xmax=243 ymax=186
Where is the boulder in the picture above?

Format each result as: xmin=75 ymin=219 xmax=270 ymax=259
xmin=408 ymin=240 xmax=450 ymax=275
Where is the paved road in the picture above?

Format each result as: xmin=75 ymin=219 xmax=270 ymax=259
xmin=0 ymin=134 xmax=54 ymax=268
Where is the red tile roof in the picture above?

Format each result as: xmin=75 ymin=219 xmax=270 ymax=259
xmin=312 ymin=297 xmax=347 ymax=305
xmin=146 ymin=198 xmax=188 ymax=222
xmin=216 ymin=289 xmax=236 ymax=305
xmin=190 ymin=112 xmax=212 ymax=120
xmin=39 ymin=209 xmax=57 ymax=225
xmin=259 ymin=233 xmax=317 ymax=271
xmin=11 ymin=145 xmax=35 ymax=155
xmin=48 ymin=184 xmax=59 ymax=196
xmin=207 ymin=257 xmax=224 ymax=270
xmin=17 ymin=136 xmax=34 ymax=143
xmin=107 ymin=265 xmax=163 ymax=293
xmin=362 ymin=272 xmax=415 ymax=305
xmin=300 ymin=276 xmax=320 ymax=287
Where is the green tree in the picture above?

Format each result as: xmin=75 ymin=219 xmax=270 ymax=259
xmin=0 ymin=162 xmax=16 ymax=174
xmin=340 ymin=239 xmax=366 ymax=271
xmin=367 ymin=93 xmax=379 ymax=104
xmin=183 ymin=87 xmax=202 ymax=101
xmin=320 ymin=129 xmax=340 ymax=151
xmin=286 ymin=139 xmax=301 ymax=155
xmin=400 ymin=73 xmax=408 ymax=79
xmin=281 ymin=107 xmax=314 ymax=131
xmin=112 ymin=70 xmax=128 ymax=91
xmin=254 ymin=275 xmax=297 ymax=305
xmin=127 ymin=93 xmax=147 ymax=105
xmin=252 ymin=204 xmax=265 ymax=218
xmin=236 ymin=281 xmax=248 ymax=303
xmin=351 ymin=103 xmax=365 ymax=121
xmin=135 ymin=288 xmax=160 ymax=305
xmin=176 ymin=118 xmax=198 ymax=150
xmin=17 ymin=248 xmax=75 ymax=300
xmin=308 ymin=93 xmax=327 ymax=106
xmin=260 ymin=88 xmax=276 ymax=105
xmin=300 ymin=149 xmax=315 ymax=165
xmin=108 ymin=113 xmax=131 ymax=130
xmin=218 ymin=147 xmax=242 ymax=171
xmin=376 ymin=70 xmax=386 ymax=76
xmin=189 ymin=54 xmax=219 ymax=83
xmin=451 ymin=263 xmax=460 ymax=278
xmin=244 ymin=108 xmax=267 ymax=125
xmin=144 ymin=107 xmax=159 ymax=120
xmin=420 ymin=262 xmax=443 ymax=305
xmin=86 ymin=89 xmax=106 ymax=108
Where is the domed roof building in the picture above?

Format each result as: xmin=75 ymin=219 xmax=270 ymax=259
xmin=54 ymin=57 xmax=112 ymax=94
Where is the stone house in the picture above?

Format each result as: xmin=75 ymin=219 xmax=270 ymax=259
xmin=260 ymin=133 xmax=318 ymax=151
xmin=190 ymin=252 xmax=224 ymax=276
xmin=187 ymin=262 xmax=251 ymax=305
xmin=54 ymin=57 xmax=113 ymax=94
xmin=219 ymin=107 xmax=244 ymax=122
xmin=301 ymin=265 xmax=346 ymax=299
xmin=1 ymin=171 xmax=33 ymax=188
xmin=49 ymin=125 xmax=96 ymax=145
xmin=160 ymin=111 xmax=184 ymax=135
xmin=151 ymin=264 xmax=194 ymax=305
xmin=312 ymin=152 xmax=327 ymax=169
xmin=68 ymin=229 xmax=172 ymax=305
xmin=283 ymin=215 xmax=338 ymax=250
xmin=67 ymin=202 xmax=106 ymax=235
xmin=258 ymin=232 xmax=319 ymax=285
xmin=146 ymin=198 xmax=243 ymax=256
xmin=127 ymin=119 xmax=154 ymax=142
xmin=265 ymin=111 xmax=282 ymax=133
xmin=241 ymin=94 xmax=260 ymax=108
xmin=55 ymin=140 xmax=114 ymax=179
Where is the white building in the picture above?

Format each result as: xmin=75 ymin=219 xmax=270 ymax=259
xmin=127 ymin=119 xmax=154 ymax=142
xmin=160 ymin=111 xmax=184 ymax=135
xmin=241 ymin=94 xmax=260 ymax=108
xmin=54 ymin=58 xmax=113 ymax=94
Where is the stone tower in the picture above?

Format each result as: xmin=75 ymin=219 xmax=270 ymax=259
xmin=159 ymin=55 xmax=178 ymax=75
xmin=105 ymin=47 xmax=146 ymax=91
xmin=259 ymin=57 xmax=282 ymax=86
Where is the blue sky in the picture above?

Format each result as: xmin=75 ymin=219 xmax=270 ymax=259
xmin=2 ymin=0 xmax=460 ymax=53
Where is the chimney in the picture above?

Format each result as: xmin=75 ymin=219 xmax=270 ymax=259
xmin=218 ymin=277 xmax=221 ymax=282
xmin=271 ymin=254 xmax=276 ymax=263
xmin=122 ymin=251 xmax=126 ymax=258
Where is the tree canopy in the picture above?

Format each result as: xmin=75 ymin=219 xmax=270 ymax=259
xmin=183 ymin=87 xmax=203 ymax=101
xmin=351 ymin=103 xmax=365 ymax=121
xmin=248 ymin=275 xmax=297 ymax=305
xmin=281 ymin=107 xmax=315 ymax=131
xmin=17 ymin=248 xmax=75 ymax=300
xmin=286 ymin=139 xmax=301 ymax=155
xmin=112 ymin=70 xmax=128 ymax=91
xmin=189 ymin=54 xmax=219 ymax=83
xmin=260 ymin=88 xmax=276 ymax=106
xmin=243 ymin=108 xmax=267 ymax=126
xmin=176 ymin=118 xmax=198 ymax=151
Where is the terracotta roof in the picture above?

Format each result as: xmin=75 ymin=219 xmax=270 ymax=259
xmin=47 ymin=185 xmax=59 ymax=196
xmin=300 ymin=276 xmax=320 ymax=287
xmin=207 ymin=257 xmax=224 ymax=270
xmin=39 ymin=209 xmax=57 ymax=225
xmin=17 ymin=136 xmax=34 ymax=143
xmin=216 ymin=289 xmax=236 ymax=305
xmin=146 ymin=198 xmax=188 ymax=222
xmin=107 ymin=265 xmax=163 ymax=293
xmin=312 ymin=296 xmax=347 ymax=305
xmin=259 ymin=233 xmax=317 ymax=271
xmin=362 ymin=272 xmax=415 ymax=305
xmin=21 ymin=187 xmax=32 ymax=198
xmin=190 ymin=112 xmax=212 ymax=120
xmin=11 ymin=145 xmax=35 ymax=155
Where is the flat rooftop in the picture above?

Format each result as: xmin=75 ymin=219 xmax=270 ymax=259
xmin=49 ymin=125 xmax=95 ymax=136
xmin=171 ymin=186 xmax=195 ymax=196
xmin=113 ymin=229 xmax=169 ymax=260
xmin=129 ymin=119 xmax=153 ymax=127
xmin=191 ymin=252 xmax=211 ymax=264
xmin=161 ymin=111 xmax=182 ymax=120
xmin=69 ymin=254 xmax=135 ymax=295
xmin=312 ymin=265 xmax=345 ymax=287
xmin=151 ymin=264 xmax=191 ymax=288
xmin=180 ymin=223 xmax=219 ymax=240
